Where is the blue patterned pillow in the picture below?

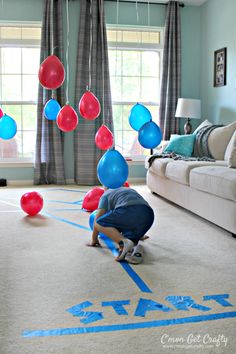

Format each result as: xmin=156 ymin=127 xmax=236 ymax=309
xmin=164 ymin=134 xmax=196 ymax=157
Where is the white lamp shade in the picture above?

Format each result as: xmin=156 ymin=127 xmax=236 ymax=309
xmin=175 ymin=98 xmax=201 ymax=119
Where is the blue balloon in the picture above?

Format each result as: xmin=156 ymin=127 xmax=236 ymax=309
xmin=97 ymin=149 xmax=129 ymax=189
xmin=0 ymin=114 xmax=17 ymax=140
xmin=89 ymin=210 xmax=98 ymax=230
xmin=129 ymin=103 xmax=152 ymax=131
xmin=44 ymin=98 xmax=61 ymax=120
xmin=138 ymin=121 xmax=162 ymax=149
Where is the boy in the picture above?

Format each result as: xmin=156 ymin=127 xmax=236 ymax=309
xmin=87 ymin=187 xmax=154 ymax=262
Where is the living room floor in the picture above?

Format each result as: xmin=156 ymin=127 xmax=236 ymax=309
xmin=0 ymin=184 xmax=235 ymax=354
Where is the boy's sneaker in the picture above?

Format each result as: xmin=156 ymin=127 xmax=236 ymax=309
xmin=125 ymin=244 xmax=144 ymax=264
xmin=116 ymin=239 xmax=134 ymax=261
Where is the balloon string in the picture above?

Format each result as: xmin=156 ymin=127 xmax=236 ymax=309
xmin=135 ymin=0 xmax=139 ymax=26
xmin=66 ymin=0 xmax=70 ymax=104
xmin=147 ymin=0 xmax=151 ymax=40
xmin=51 ymin=0 xmax=54 ymax=55
xmin=100 ymin=1 xmax=105 ymax=124
xmin=88 ymin=0 xmax=93 ymax=91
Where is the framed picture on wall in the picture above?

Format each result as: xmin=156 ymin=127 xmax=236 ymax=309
xmin=214 ymin=47 xmax=227 ymax=87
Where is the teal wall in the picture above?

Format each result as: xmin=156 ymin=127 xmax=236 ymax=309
xmin=1 ymin=0 xmax=235 ymax=182
xmin=201 ymin=0 xmax=236 ymax=124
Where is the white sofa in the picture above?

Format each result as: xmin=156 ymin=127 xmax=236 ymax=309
xmin=146 ymin=122 xmax=236 ymax=236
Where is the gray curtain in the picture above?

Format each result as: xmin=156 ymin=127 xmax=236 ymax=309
xmin=74 ymin=0 xmax=113 ymax=185
xmin=34 ymin=0 xmax=66 ymax=185
xmin=159 ymin=1 xmax=181 ymax=140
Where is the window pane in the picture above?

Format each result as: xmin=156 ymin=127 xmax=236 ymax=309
xmin=114 ymin=130 xmax=122 ymax=153
xmin=1 ymin=75 xmax=21 ymax=101
xmin=122 ymin=77 xmax=140 ymax=101
xmin=0 ymin=137 xmax=19 ymax=158
xmin=122 ymin=51 xmax=140 ymax=76
xmin=146 ymin=105 xmax=160 ymax=124
xmin=0 ymin=48 xmax=21 ymax=74
xmin=113 ymin=105 xmax=122 ymax=130
xmin=22 ymin=75 xmax=38 ymax=101
xmin=0 ymin=27 xmax=21 ymax=39
xmin=142 ymin=51 xmax=159 ymax=77
xmin=141 ymin=77 xmax=159 ymax=102
xmin=22 ymin=48 xmax=40 ymax=74
xmin=22 ymin=105 xmax=37 ymax=130
xmin=108 ymin=50 xmax=122 ymax=76
xmin=110 ymin=76 xmax=122 ymax=101
xmin=22 ymin=131 xmax=35 ymax=158
xmin=22 ymin=27 xmax=41 ymax=40
xmin=123 ymin=104 xmax=132 ymax=130
xmin=123 ymin=31 xmax=141 ymax=43
xmin=141 ymin=31 xmax=160 ymax=44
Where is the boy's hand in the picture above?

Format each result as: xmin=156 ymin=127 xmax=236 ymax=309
xmin=86 ymin=241 xmax=102 ymax=247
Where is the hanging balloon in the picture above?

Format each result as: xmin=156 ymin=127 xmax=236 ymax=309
xmin=138 ymin=121 xmax=162 ymax=149
xmin=38 ymin=55 xmax=65 ymax=90
xmin=44 ymin=98 xmax=61 ymax=121
xmin=56 ymin=104 xmax=78 ymax=132
xmin=129 ymin=103 xmax=152 ymax=131
xmin=97 ymin=149 xmax=129 ymax=189
xmin=79 ymin=91 xmax=101 ymax=120
xmin=0 ymin=107 xmax=4 ymax=118
xmin=20 ymin=191 xmax=44 ymax=216
xmin=0 ymin=114 xmax=17 ymax=140
xmin=82 ymin=187 xmax=105 ymax=212
xmin=95 ymin=125 xmax=114 ymax=150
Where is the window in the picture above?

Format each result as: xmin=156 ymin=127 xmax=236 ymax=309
xmin=0 ymin=23 xmax=41 ymax=161
xmin=107 ymin=26 xmax=163 ymax=159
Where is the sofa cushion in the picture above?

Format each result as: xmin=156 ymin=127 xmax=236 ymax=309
xmin=190 ymin=166 xmax=236 ymax=202
xmin=208 ymin=121 xmax=236 ymax=160
xmin=165 ymin=160 xmax=227 ymax=185
xmin=164 ymin=134 xmax=196 ymax=157
xmin=145 ymin=157 xmax=173 ymax=177
xmin=224 ymin=131 xmax=236 ymax=168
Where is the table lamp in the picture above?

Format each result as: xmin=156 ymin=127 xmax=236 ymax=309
xmin=175 ymin=98 xmax=201 ymax=134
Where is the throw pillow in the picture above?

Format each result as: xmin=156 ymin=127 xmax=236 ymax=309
xmin=193 ymin=119 xmax=213 ymax=134
xmin=208 ymin=121 xmax=236 ymax=160
xmin=227 ymin=132 xmax=236 ymax=168
xmin=164 ymin=134 xmax=196 ymax=157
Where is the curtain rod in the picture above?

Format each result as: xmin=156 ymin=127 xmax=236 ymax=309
xmin=106 ymin=1 xmax=185 ymax=7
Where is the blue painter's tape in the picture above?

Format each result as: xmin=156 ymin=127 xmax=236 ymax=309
xmin=50 ymin=188 xmax=87 ymax=193
xmin=49 ymin=208 xmax=85 ymax=212
xmin=102 ymin=300 xmax=130 ymax=315
xmin=203 ymin=294 xmax=233 ymax=307
xmin=99 ymin=234 xmax=152 ymax=294
xmin=166 ymin=296 xmax=211 ymax=312
xmin=134 ymin=298 xmax=172 ymax=317
xmin=44 ymin=212 xmax=91 ymax=231
xmin=47 ymin=200 xmax=83 ymax=205
xmin=22 ymin=311 xmax=236 ymax=337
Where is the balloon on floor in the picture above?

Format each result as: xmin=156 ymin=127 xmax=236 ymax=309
xmin=138 ymin=121 xmax=162 ymax=149
xmin=0 ymin=107 xmax=3 ymax=118
xmin=44 ymin=98 xmax=61 ymax=121
xmin=89 ymin=209 xmax=98 ymax=230
xmin=38 ymin=55 xmax=65 ymax=90
xmin=79 ymin=91 xmax=101 ymax=120
xmin=129 ymin=103 xmax=152 ymax=131
xmin=95 ymin=125 xmax=114 ymax=150
xmin=0 ymin=114 xmax=17 ymax=140
xmin=82 ymin=187 xmax=105 ymax=212
xmin=56 ymin=104 xmax=78 ymax=132
xmin=97 ymin=149 xmax=129 ymax=189
xmin=20 ymin=191 xmax=44 ymax=216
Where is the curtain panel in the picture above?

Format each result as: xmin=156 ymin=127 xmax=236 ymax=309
xmin=34 ymin=0 xmax=66 ymax=185
xmin=159 ymin=0 xmax=181 ymax=140
xmin=74 ymin=0 xmax=114 ymax=186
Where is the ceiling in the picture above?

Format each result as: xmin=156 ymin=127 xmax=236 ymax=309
xmin=122 ymin=0 xmax=208 ymax=5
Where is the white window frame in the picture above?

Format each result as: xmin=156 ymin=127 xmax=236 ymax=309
xmin=0 ymin=21 xmax=41 ymax=165
xmin=107 ymin=25 xmax=163 ymax=161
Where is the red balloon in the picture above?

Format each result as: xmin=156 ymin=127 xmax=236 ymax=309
xmin=20 ymin=191 xmax=44 ymax=216
xmin=123 ymin=181 xmax=130 ymax=187
xmin=56 ymin=105 xmax=78 ymax=132
xmin=0 ymin=107 xmax=3 ymax=118
xmin=79 ymin=91 xmax=101 ymax=120
xmin=82 ymin=187 xmax=105 ymax=212
xmin=95 ymin=125 xmax=114 ymax=150
xmin=38 ymin=55 xmax=65 ymax=90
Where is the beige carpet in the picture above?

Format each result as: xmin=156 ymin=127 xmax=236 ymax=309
xmin=0 ymin=184 xmax=235 ymax=354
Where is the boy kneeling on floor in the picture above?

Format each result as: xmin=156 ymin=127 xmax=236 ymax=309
xmin=87 ymin=186 xmax=154 ymax=264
